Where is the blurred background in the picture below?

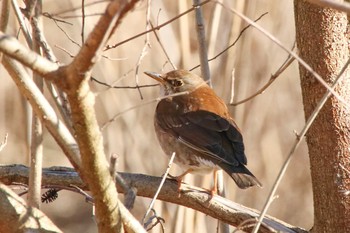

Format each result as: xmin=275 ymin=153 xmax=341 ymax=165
xmin=0 ymin=0 xmax=312 ymax=232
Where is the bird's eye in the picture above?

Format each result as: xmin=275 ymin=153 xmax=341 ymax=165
xmin=170 ymin=79 xmax=183 ymax=87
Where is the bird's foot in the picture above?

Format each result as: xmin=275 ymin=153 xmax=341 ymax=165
xmin=209 ymin=187 xmax=217 ymax=198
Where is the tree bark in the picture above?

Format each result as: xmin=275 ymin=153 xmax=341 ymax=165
xmin=294 ymin=1 xmax=350 ymax=232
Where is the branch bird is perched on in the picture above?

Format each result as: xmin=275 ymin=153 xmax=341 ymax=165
xmin=145 ymin=69 xmax=261 ymax=194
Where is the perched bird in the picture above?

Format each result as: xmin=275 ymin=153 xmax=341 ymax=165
xmin=145 ymin=69 xmax=261 ymax=193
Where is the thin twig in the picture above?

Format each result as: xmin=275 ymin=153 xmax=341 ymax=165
xmin=91 ymin=76 xmax=158 ymax=89
xmin=231 ymin=52 xmax=295 ymax=106
xmin=41 ymin=185 xmax=94 ymax=204
xmin=69 ymin=185 xmax=94 ymax=204
xmin=252 ymin=57 xmax=350 ymax=233
xmin=51 ymin=0 xmax=108 ymax=17
xmin=55 ymin=12 xmax=104 ymax=19
xmin=207 ymin=0 xmax=223 ymax=59
xmin=11 ymin=0 xmax=32 ymax=47
xmin=51 ymin=17 xmax=81 ymax=48
xmin=178 ymin=0 xmax=191 ymax=69
xmin=55 ymin=44 xmax=75 ymax=58
xmin=150 ymin=21 xmax=177 ymax=69
xmin=109 ymin=153 xmax=137 ymax=210
xmin=92 ymin=69 xmax=137 ymax=96
xmin=42 ymin=12 xmax=73 ymax=25
xmin=31 ymin=7 xmax=73 ymax=135
xmin=134 ymin=0 xmax=152 ymax=100
xmin=142 ymin=152 xmax=176 ymax=226
xmin=101 ymin=54 xmax=127 ymax=61
xmin=31 ymin=14 xmax=57 ymax=62
xmin=216 ymin=1 xmax=349 ymax=108
xmin=104 ymin=0 xmax=211 ymax=51
xmin=210 ymin=11 xmax=228 ymax=221
xmin=109 ymin=153 xmax=118 ymax=178
xmin=81 ymin=0 xmax=85 ymax=44
xmin=101 ymin=91 xmax=190 ymax=130
xmin=0 ymin=133 xmax=8 ymax=152
xmin=190 ymin=12 xmax=268 ymax=72
xmin=144 ymin=209 xmax=165 ymax=232
xmin=229 ymin=69 xmax=235 ymax=104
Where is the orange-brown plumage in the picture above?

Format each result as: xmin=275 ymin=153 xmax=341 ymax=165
xmin=145 ymin=69 xmax=261 ymax=191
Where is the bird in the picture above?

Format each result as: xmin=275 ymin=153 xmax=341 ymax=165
xmin=145 ymin=69 xmax=261 ymax=194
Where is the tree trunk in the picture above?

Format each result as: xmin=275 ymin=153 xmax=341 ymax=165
xmin=294 ymin=1 xmax=350 ymax=232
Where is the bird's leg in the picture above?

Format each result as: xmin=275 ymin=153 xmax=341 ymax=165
xmin=210 ymin=170 xmax=218 ymax=197
xmin=174 ymin=169 xmax=193 ymax=192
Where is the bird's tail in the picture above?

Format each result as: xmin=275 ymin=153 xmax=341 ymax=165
xmin=220 ymin=163 xmax=262 ymax=189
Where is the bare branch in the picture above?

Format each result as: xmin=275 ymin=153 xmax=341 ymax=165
xmin=91 ymin=76 xmax=158 ymax=89
xmin=0 ymin=32 xmax=58 ymax=76
xmin=0 ymin=165 xmax=307 ymax=233
xmin=28 ymin=1 xmax=44 ymax=209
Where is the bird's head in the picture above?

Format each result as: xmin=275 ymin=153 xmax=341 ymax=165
xmin=144 ymin=69 xmax=207 ymax=96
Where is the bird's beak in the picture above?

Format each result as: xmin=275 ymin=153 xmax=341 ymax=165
xmin=144 ymin=71 xmax=166 ymax=84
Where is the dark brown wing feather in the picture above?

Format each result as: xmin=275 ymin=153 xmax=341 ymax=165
xmin=157 ymin=110 xmax=246 ymax=166
xmin=156 ymin=110 xmax=262 ymax=188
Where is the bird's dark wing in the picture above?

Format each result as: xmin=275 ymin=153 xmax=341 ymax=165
xmin=156 ymin=110 xmax=247 ymax=166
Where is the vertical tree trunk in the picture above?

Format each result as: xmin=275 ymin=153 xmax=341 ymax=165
xmin=294 ymin=1 xmax=350 ymax=232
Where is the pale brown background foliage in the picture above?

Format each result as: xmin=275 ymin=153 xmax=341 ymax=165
xmin=0 ymin=0 xmax=311 ymax=232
